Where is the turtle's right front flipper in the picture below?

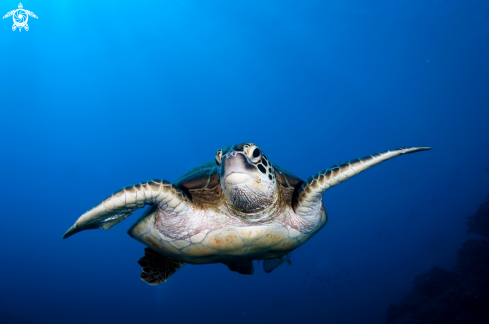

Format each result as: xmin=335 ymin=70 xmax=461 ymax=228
xmin=63 ymin=180 xmax=190 ymax=239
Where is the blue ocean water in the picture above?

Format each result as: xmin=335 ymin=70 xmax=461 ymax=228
xmin=1 ymin=0 xmax=488 ymax=323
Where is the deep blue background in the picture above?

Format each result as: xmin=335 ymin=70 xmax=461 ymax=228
xmin=1 ymin=0 xmax=488 ymax=323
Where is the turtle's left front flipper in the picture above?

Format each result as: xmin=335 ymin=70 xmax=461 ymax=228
xmin=63 ymin=180 xmax=190 ymax=239
xmin=295 ymin=147 xmax=431 ymax=217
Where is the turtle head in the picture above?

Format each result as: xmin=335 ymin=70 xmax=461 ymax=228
xmin=216 ymin=143 xmax=278 ymax=219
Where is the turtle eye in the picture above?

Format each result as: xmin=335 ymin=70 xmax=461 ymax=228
xmin=215 ymin=149 xmax=223 ymax=166
xmin=247 ymin=146 xmax=261 ymax=163
xmin=252 ymin=148 xmax=261 ymax=158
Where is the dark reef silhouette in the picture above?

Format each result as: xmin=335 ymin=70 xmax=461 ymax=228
xmin=384 ymin=196 xmax=489 ymax=324
xmin=466 ymin=195 xmax=489 ymax=238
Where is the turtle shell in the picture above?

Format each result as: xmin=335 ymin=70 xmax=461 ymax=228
xmin=173 ymin=159 xmax=304 ymax=208
xmin=173 ymin=160 xmax=222 ymax=207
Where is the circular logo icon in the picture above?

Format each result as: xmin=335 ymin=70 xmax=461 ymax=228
xmin=13 ymin=9 xmax=28 ymax=27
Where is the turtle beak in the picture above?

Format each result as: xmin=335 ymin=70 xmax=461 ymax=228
xmin=221 ymin=151 xmax=259 ymax=186
xmin=225 ymin=173 xmax=253 ymax=186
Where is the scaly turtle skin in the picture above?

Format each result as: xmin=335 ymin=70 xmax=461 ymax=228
xmin=63 ymin=143 xmax=430 ymax=284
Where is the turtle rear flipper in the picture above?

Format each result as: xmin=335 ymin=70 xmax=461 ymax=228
xmin=263 ymin=252 xmax=292 ymax=273
xmin=223 ymin=258 xmax=254 ymax=275
xmin=138 ymin=248 xmax=185 ymax=285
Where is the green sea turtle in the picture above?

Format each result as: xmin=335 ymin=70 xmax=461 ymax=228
xmin=63 ymin=143 xmax=430 ymax=285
